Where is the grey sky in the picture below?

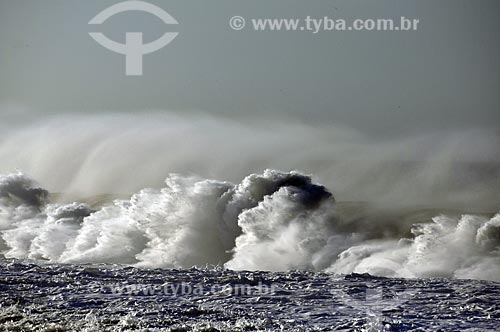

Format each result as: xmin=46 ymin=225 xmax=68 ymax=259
xmin=1 ymin=0 xmax=499 ymax=137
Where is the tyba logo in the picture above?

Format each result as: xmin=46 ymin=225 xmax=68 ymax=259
xmin=89 ymin=1 xmax=178 ymax=76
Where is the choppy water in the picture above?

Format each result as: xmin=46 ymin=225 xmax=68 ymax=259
xmin=1 ymin=168 xmax=500 ymax=331
xmin=1 ymin=259 xmax=499 ymax=332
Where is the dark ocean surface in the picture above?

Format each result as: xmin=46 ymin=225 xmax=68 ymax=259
xmin=1 ymin=259 xmax=499 ymax=332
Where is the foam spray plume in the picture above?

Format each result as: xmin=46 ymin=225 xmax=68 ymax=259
xmin=1 ymin=170 xmax=499 ymax=281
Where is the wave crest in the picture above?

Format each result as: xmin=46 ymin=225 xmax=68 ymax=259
xmin=0 ymin=171 xmax=499 ymax=281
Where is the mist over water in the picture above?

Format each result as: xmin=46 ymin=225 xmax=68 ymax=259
xmin=0 ymin=108 xmax=499 ymax=281
xmin=0 ymin=108 xmax=499 ymax=210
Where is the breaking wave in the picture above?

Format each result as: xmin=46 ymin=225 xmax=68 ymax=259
xmin=1 ymin=170 xmax=499 ymax=282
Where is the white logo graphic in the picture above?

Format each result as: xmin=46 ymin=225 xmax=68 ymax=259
xmin=89 ymin=1 xmax=179 ymax=76
xmin=330 ymin=260 xmax=415 ymax=331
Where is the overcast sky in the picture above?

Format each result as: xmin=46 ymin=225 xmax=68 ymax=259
xmin=1 ymin=0 xmax=499 ymax=137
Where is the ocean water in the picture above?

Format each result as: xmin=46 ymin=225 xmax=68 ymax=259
xmin=0 ymin=168 xmax=499 ymax=331
xmin=1 ymin=260 xmax=499 ymax=331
